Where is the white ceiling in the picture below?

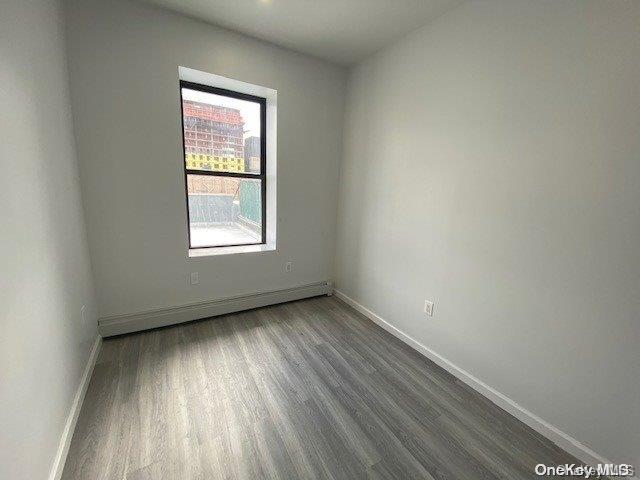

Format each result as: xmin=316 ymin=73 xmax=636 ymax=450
xmin=140 ymin=0 xmax=465 ymax=65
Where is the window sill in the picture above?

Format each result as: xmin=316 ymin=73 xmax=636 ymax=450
xmin=188 ymin=243 xmax=276 ymax=258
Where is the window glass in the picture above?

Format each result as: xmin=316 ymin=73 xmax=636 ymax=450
xmin=180 ymin=82 xmax=266 ymax=249
xmin=182 ymin=88 xmax=261 ymax=175
xmin=187 ymin=175 xmax=262 ymax=248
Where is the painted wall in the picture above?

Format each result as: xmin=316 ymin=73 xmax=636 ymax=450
xmin=335 ymin=0 xmax=639 ymax=465
xmin=63 ymin=0 xmax=346 ymax=317
xmin=0 ymin=1 xmax=98 ymax=479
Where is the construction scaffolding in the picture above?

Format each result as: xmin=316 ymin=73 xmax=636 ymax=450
xmin=182 ymin=100 xmax=246 ymax=176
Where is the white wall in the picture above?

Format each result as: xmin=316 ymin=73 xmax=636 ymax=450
xmin=63 ymin=0 xmax=346 ymax=318
xmin=0 ymin=1 xmax=98 ymax=479
xmin=335 ymin=0 xmax=639 ymax=466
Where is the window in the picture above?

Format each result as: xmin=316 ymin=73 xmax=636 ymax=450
xmin=180 ymin=81 xmax=266 ymax=249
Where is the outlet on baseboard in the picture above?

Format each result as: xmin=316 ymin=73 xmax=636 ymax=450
xmin=424 ymin=300 xmax=434 ymax=317
xmin=285 ymin=262 xmax=293 ymax=273
xmin=190 ymin=272 xmax=199 ymax=285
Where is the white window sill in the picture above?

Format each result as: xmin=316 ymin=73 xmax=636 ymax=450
xmin=188 ymin=243 xmax=276 ymax=258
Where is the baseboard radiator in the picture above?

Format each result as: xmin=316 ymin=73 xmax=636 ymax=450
xmin=98 ymin=281 xmax=332 ymax=337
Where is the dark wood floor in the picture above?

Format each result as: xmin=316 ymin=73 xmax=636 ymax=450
xmin=62 ymin=296 xmax=580 ymax=479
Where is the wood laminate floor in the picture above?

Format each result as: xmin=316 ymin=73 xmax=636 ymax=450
xmin=62 ymin=296 xmax=581 ymax=479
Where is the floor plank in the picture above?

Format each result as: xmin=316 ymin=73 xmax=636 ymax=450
xmin=62 ymin=296 xmax=583 ymax=479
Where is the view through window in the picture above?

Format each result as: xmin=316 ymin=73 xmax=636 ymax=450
xmin=180 ymin=81 xmax=266 ymax=248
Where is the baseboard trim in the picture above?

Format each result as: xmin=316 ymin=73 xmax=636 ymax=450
xmin=333 ymin=289 xmax=618 ymax=470
xmin=48 ymin=334 xmax=102 ymax=480
xmin=99 ymin=281 xmax=333 ymax=337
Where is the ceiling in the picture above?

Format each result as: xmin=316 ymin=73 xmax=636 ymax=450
xmin=140 ymin=0 xmax=465 ymax=66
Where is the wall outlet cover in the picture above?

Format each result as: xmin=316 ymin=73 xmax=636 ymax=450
xmin=190 ymin=272 xmax=199 ymax=285
xmin=424 ymin=300 xmax=434 ymax=317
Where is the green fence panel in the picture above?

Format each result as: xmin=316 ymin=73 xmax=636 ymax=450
xmin=239 ymin=180 xmax=261 ymax=224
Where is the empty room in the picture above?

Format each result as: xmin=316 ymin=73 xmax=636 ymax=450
xmin=1 ymin=0 xmax=639 ymax=479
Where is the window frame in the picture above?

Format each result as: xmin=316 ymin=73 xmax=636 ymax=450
xmin=179 ymin=80 xmax=267 ymax=250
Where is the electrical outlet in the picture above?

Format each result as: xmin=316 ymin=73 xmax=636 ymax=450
xmin=190 ymin=272 xmax=199 ymax=285
xmin=424 ymin=300 xmax=434 ymax=317
xmin=80 ymin=305 xmax=87 ymax=325
xmin=285 ymin=261 xmax=293 ymax=272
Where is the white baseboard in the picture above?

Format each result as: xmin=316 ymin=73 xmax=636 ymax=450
xmin=48 ymin=334 xmax=102 ymax=480
xmin=99 ymin=281 xmax=332 ymax=337
xmin=333 ymin=289 xmax=618 ymax=470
